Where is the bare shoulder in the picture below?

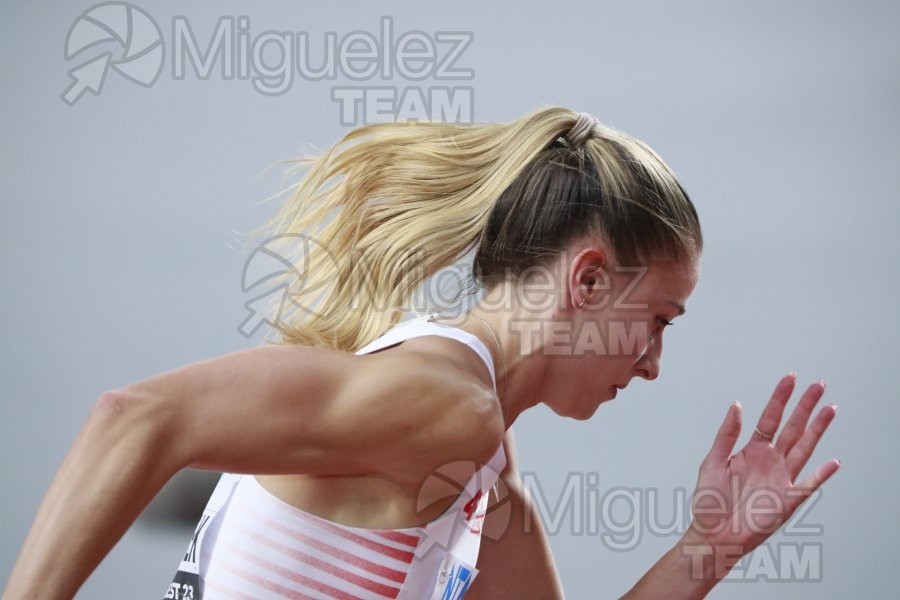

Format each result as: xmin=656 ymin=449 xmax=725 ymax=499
xmin=343 ymin=344 xmax=505 ymax=480
xmin=113 ymin=336 xmax=504 ymax=482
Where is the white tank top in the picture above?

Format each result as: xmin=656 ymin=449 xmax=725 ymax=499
xmin=164 ymin=315 xmax=506 ymax=600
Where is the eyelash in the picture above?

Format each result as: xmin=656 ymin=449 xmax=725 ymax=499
xmin=657 ymin=317 xmax=673 ymax=328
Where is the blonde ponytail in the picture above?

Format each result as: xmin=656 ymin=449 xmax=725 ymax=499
xmin=242 ymin=106 xmax=701 ymax=351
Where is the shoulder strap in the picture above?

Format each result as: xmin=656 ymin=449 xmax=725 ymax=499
xmin=354 ymin=314 xmax=497 ymax=393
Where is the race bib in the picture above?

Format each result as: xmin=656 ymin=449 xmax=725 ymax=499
xmin=163 ymin=474 xmax=237 ymax=600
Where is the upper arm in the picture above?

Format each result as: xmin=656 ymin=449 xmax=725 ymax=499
xmin=467 ymin=428 xmax=565 ymax=599
xmin=117 ymin=343 xmax=504 ymax=480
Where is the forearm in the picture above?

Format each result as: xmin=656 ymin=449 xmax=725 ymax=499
xmin=3 ymin=391 xmax=183 ymax=600
xmin=468 ymin=429 xmax=565 ymax=599
xmin=469 ymin=477 xmax=564 ymax=599
xmin=620 ymin=528 xmax=734 ymax=600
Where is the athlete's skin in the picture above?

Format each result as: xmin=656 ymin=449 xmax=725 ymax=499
xmin=3 ymin=236 xmax=839 ymax=599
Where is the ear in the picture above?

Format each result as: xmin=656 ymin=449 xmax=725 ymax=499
xmin=568 ymin=246 xmax=612 ymax=310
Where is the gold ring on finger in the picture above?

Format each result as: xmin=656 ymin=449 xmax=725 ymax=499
xmin=753 ymin=427 xmax=776 ymax=441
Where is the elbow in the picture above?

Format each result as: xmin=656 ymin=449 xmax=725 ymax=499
xmin=89 ymin=388 xmax=187 ymax=469
xmin=91 ymin=389 xmax=132 ymax=419
xmin=90 ymin=388 xmax=155 ymax=425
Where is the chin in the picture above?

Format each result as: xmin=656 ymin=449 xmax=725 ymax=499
xmin=545 ymin=385 xmax=615 ymax=420
xmin=571 ymin=408 xmax=599 ymax=421
xmin=550 ymin=398 xmax=606 ymax=421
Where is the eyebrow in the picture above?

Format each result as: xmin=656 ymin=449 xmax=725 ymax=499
xmin=669 ymin=301 xmax=686 ymax=316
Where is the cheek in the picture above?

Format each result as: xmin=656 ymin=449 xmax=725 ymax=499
xmin=568 ymin=317 xmax=652 ymax=366
xmin=609 ymin=316 xmax=653 ymax=360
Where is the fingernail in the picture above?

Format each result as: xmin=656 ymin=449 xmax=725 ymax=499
xmin=829 ymin=402 xmax=837 ymax=411
xmin=819 ymin=379 xmax=828 ymax=389
xmin=835 ymin=459 xmax=842 ymax=467
xmin=788 ymin=371 xmax=798 ymax=379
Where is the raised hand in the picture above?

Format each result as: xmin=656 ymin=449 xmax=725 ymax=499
xmin=686 ymin=373 xmax=840 ymax=574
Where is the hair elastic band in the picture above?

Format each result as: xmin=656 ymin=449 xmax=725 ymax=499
xmin=565 ymin=112 xmax=600 ymax=145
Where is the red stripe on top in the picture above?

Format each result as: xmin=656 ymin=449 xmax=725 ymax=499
xmin=205 ymin=574 xmax=313 ymax=600
xmin=235 ymin=526 xmax=403 ymax=598
xmin=371 ymin=530 xmax=421 ymax=548
xmin=289 ymin=512 xmax=417 ymax=564
xmin=218 ymin=556 xmax=334 ymax=600
xmin=249 ymin=511 xmax=409 ymax=584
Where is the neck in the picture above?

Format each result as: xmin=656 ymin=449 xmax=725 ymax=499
xmin=443 ymin=285 xmax=557 ymax=430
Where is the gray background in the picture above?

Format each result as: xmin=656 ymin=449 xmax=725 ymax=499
xmin=2 ymin=0 xmax=897 ymax=598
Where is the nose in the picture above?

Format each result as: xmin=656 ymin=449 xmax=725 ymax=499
xmin=634 ymin=336 xmax=662 ymax=381
xmin=634 ymin=355 xmax=660 ymax=381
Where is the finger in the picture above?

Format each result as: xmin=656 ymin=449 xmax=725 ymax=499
xmin=786 ymin=458 xmax=841 ymax=514
xmin=753 ymin=373 xmax=797 ymax=443
xmin=704 ymin=401 xmax=743 ymax=469
xmin=775 ymin=381 xmax=826 ymax=455
xmin=786 ymin=404 xmax=838 ymax=480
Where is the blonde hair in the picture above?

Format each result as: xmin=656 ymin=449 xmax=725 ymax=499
xmin=242 ymin=106 xmax=702 ymax=351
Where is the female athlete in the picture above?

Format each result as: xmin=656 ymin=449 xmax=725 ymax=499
xmin=4 ymin=107 xmax=839 ymax=599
